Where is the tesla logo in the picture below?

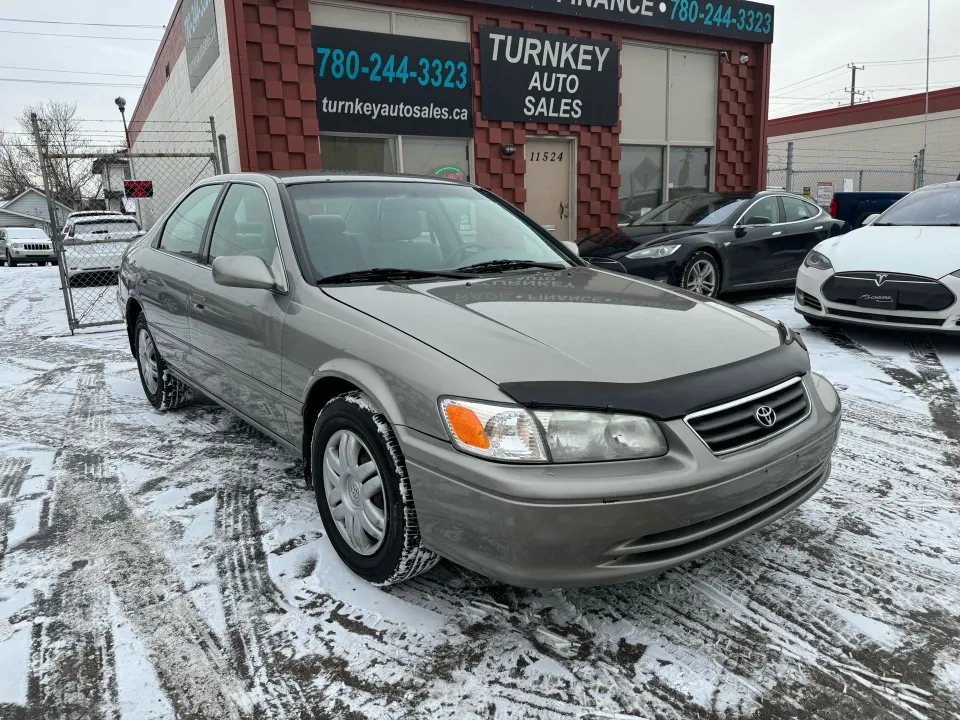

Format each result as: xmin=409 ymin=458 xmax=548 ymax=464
xmin=875 ymin=273 xmax=888 ymax=286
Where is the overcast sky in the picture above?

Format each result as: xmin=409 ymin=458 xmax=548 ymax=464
xmin=0 ymin=0 xmax=957 ymax=142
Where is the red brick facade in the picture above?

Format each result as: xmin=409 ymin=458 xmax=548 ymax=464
xmin=217 ymin=0 xmax=772 ymax=235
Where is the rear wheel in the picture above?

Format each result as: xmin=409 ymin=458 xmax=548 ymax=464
xmin=682 ymin=251 xmax=720 ymax=298
xmin=311 ymin=391 xmax=439 ymax=586
xmin=133 ymin=313 xmax=193 ymax=411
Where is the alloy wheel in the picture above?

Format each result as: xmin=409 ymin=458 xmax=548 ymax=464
xmin=685 ymin=259 xmax=717 ymax=297
xmin=322 ymin=429 xmax=387 ymax=556
xmin=137 ymin=328 xmax=159 ymax=394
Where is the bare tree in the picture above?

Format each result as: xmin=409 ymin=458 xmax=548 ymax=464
xmin=0 ymin=129 xmax=35 ymax=199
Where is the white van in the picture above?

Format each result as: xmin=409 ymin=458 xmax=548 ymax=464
xmin=0 ymin=227 xmax=55 ymax=267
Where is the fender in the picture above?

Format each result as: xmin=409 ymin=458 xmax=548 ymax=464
xmin=300 ymin=357 xmax=407 ymax=428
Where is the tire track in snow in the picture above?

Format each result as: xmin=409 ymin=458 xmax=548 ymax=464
xmin=20 ymin=366 xmax=253 ymax=720
xmin=0 ymin=456 xmax=30 ymax=570
xmin=214 ymin=482 xmax=329 ymax=718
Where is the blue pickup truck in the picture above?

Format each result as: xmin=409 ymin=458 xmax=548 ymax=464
xmin=829 ymin=191 xmax=908 ymax=230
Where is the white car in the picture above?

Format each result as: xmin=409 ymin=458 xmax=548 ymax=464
xmin=63 ymin=215 xmax=143 ymax=282
xmin=61 ymin=209 xmax=123 ymax=237
xmin=796 ymin=182 xmax=960 ymax=332
xmin=0 ymin=227 xmax=56 ymax=266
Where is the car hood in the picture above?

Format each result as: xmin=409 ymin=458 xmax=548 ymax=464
xmin=817 ymin=226 xmax=960 ymax=277
xmin=322 ymin=267 xmax=783 ymax=386
xmin=578 ymin=225 xmax=717 ymax=259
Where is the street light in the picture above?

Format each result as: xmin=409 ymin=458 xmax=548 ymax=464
xmin=115 ymin=96 xmax=129 ymax=151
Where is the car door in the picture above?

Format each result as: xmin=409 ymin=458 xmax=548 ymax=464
xmin=139 ymin=183 xmax=223 ymax=371
xmin=723 ymin=195 xmax=784 ymax=287
xmin=779 ymin=196 xmax=830 ymax=277
xmin=188 ymin=181 xmax=290 ymax=440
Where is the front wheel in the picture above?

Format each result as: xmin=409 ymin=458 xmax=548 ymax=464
xmin=311 ymin=391 xmax=439 ymax=586
xmin=6 ymin=252 xmax=16 ymax=268
xmin=133 ymin=313 xmax=193 ymax=411
xmin=682 ymin=251 xmax=720 ymax=298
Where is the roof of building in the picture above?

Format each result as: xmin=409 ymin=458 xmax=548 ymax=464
xmin=1 ymin=187 xmax=73 ymax=214
xmin=768 ymin=85 xmax=960 ymax=137
xmin=0 ymin=206 xmax=50 ymax=222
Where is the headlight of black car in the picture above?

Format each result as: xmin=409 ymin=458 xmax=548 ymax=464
xmin=803 ymin=250 xmax=833 ymax=271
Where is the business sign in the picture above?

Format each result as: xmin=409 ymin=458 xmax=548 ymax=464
xmin=124 ymin=180 xmax=154 ymax=198
xmin=183 ymin=0 xmax=220 ymax=91
xmin=312 ymin=26 xmax=472 ymax=137
xmin=479 ymin=26 xmax=618 ymax=126
xmin=816 ymin=181 xmax=834 ymax=207
xmin=464 ymin=0 xmax=773 ymax=43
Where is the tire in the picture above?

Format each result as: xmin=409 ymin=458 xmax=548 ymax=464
xmin=681 ymin=251 xmax=721 ymax=298
xmin=133 ymin=313 xmax=193 ymax=411
xmin=6 ymin=252 xmax=16 ymax=268
xmin=311 ymin=391 xmax=439 ymax=586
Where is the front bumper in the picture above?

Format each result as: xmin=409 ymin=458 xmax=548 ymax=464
xmin=796 ymin=265 xmax=960 ymax=332
xmin=620 ymin=255 xmax=687 ymax=286
xmin=400 ymin=373 xmax=841 ymax=588
xmin=8 ymin=247 xmax=56 ymax=262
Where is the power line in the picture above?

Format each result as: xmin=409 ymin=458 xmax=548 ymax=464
xmin=0 ymin=64 xmax=145 ymax=78
xmin=0 ymin=77 xmax=142 ymax=87
xmin=0 ymin=29 xmax=161 ymax=41
xmin=0 ymin=17 xmax=165 ymax=29
xmin=771 ymin=65 xmax=846 ymax=94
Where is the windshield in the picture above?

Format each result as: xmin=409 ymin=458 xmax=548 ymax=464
xmin=286 ymin=181 xmax=571 ymax=279
xmin=634 ymin=195 xmax=747 ymax=226
xmin=877 ymin=186 xmax=960 ymax=226
xmin=8 ymin=228 xmax=49 ymax=239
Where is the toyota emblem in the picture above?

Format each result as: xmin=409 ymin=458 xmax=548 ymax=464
xmin=755 ymin=406 xmax=777 ymax=428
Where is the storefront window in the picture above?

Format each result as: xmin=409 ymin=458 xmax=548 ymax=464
xmin=319 ymin=136 xmax=397 ymax=173
xmin=401 ymin=138 xmax=471 ymax=181
xmin=668 ymin=147 xmax=710 ymax=200
xmin=620 ymin=146 xmax=663 ymax=218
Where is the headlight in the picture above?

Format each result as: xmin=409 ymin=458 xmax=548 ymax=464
xmin=803 ymin=250 xmax=833 ymax=271
xmin=440 ymin=398 xmax=668 ymax=463
xmin=625 ymin=244 xmax=682 ymax=259
xmin=440 ymin=398 xmax=547 ymax=462
xmin=534 ymin=410 xmax=668 ymax=462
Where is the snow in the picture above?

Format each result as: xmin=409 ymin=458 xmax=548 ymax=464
xmin=1 ymin=269 xmax=960 ymax=719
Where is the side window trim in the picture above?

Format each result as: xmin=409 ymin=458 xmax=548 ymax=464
xmin=198 ymin=182 xmax=233 ymax=265
xmin=153 ymin=182 xmax=226 ymax=263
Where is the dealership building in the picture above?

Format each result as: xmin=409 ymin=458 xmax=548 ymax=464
xmin=131 ymin=0 xmax=774 ymax=238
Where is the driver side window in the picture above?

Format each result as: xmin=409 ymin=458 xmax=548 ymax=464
xmin=743 ymin=196 xmax=782 ymax=226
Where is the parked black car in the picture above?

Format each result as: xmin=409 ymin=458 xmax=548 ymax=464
xmin=578 ymin=192 xmax=847 ymax=297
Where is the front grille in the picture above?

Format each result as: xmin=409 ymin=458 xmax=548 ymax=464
xmin=685 ymin=377 xmax=810 ymax=455
xmin=822 ymin=272 xmax=955 ymax=312
xmin=827 ymin=308 xmax=945 ymax=327
xmin=22 ymin=243 xmax=50 ymax=251
xmin=796 ymin=289 xmax=822 ymax=311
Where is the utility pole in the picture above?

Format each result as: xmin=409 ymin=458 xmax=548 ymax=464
xmin=922 ymin=0 xmax=931 ymax=182
xmin=846 ymin=64 xmax=866 ymax=106
xmin=785 ymin=141 xmax=794 ymax=193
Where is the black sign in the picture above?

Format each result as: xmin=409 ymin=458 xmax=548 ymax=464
xmin=479 ymin=26 xmax=618 ymax=126
xmin=124 ymin=180 xmax=153 ymax=198
xmin=465 ymin=0 xmax=774 ymax=43
xmin=183 ymin=0 xmax=220 ymax=91
xmin=312 ymin=27 xmax=472 ymax=137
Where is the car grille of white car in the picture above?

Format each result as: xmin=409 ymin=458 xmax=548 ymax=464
xmin=685 ymin=377 xmax=811 ymax=455
xmin=22 ymin=244 xmax=50 ymax=251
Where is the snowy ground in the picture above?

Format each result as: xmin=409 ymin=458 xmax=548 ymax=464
xmin=1 ymin=266 xmax=959 ymax=720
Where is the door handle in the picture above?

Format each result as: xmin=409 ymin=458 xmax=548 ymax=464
xmin=772 ymin=231 xmax=783 ymax=236
xmin=559 ymin=201 xmax=569 ymax=219
xmin=814 ymin=225 xmax=824 ymax=230
xmin=192 ymin=294 xmax=205 ymax=311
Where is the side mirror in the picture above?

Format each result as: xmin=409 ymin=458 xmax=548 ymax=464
xmin=735 ymin=226 xmax=748 ymax=239
xmin=862 ymin=213 xmax=881 ymax=227
xmin=561 ymin=240 xmax=580 ymax=257
xmin=745 ymin=216 xmax=773 ymax=226
xmin=212 ymin=255 xmax=277 ymax=290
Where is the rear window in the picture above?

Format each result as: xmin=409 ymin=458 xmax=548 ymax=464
xmin=74 ymin=218 xmax=141 ymax=235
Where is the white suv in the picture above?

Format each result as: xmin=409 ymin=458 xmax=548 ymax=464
xmin=0 ymin=227 xmax=56 ymax=267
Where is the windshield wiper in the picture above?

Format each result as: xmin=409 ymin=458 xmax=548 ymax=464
xmin=455 ymin=259 xmax=567 ymax=273
xmin=319 ymin=267 xmax=476 ymax=284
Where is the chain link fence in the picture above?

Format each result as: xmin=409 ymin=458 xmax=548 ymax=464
xmin=30 ymin=117 xmax=221 ymax=333
xmin=766 ymin=146 xmax=959 ymax=198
